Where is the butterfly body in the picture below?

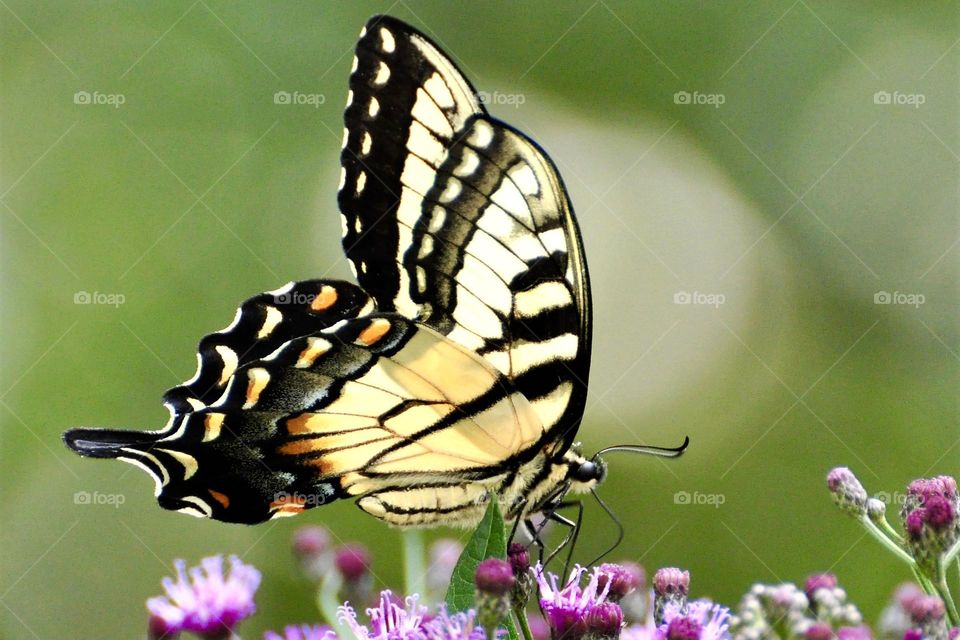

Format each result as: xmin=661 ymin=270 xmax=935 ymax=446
xmin=64 ymin=15 xmax=599 ymax=527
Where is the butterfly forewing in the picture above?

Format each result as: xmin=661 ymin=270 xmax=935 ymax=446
xmin=339 ymin=16 xmax=591 ymax=451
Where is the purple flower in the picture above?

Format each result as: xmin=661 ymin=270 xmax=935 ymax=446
xmin=535 ymin=563 xmax=612 ymax=615
xmin=622 ymin=597 xmax=731 ymax=640
xmin=534 ymin=564 xmax=616 ymax=640
xmin=338 ymin=591 xmax=496 ymax=640
xmin=146 ymin=555 xmax=261 ymax=637
xmin=422 ymin=607 xmax=488 ymax=640
xmin=264 ymin=624 xmax=336 ymax=640
xmin=339 ymin=590 xmax=427 ymax=640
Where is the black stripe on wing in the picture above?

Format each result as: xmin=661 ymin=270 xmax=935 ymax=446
xmin=339 ymin=15 xmax=484 ymax=318
xmin=162 ymin=279 xmax=374 ymax=413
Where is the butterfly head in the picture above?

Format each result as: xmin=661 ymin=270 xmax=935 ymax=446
xmin=63 ymin=419 xmax=336 ymax=524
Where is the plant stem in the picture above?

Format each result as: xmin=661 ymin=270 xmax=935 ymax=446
xmin=403 ymin=528 xmax=426 ymax=598
xmin=936 ymin=561 xmax=960 ymax=626
xmin=860 ymin=516 xmax=915 ymax=565
xmin=317 ymin=570 xmax=344 ymax=628
xmin=874 ymin=513 xmax=906 ymax=545
xmin=944 ymin=538 xmax=960 ymax=566
xmin=514 ymin=606 xmax=535 ymax=640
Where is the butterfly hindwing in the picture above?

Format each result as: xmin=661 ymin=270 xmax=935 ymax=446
xmin=106 ymin=314 xmax=545 ymax=523
xmin=162 ymin=279 xmax=375 ymax=413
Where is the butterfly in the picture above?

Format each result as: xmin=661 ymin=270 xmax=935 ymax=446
xmin=64 ymin=15 xmax=671 ymax=528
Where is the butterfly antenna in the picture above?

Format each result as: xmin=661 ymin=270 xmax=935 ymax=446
xmin=595 ymin=435 xmax=689 ymax=459
xmin=586 ymin=488 xmax=624 ymax=567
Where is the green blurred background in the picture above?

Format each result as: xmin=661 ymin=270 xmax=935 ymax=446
xmin=2 ymin=2 xmax=958 ymax=637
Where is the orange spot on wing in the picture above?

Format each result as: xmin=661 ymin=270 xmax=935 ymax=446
xmin=310 ymin=285 xmax=338 ymax=312
xmin=286 ymin=414 xmax=313 ymax=435
xmin=278 ymin=439 xmax=320 ymax=455
xmin=208 ymin=489 xmax=230 ymax=509
xmin=357 ymin=318 xmax=391 ymax=346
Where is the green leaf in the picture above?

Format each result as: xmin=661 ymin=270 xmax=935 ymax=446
xmin=445 ymin=498 xmax=508 ymax=610
xmin=444 ymin=498 xmax=519 ymax=640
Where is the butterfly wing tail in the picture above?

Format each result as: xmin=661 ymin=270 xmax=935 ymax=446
xmin=63 ymin=427 xmax=159 ymax=459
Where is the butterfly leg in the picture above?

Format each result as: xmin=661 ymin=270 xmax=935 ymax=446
xmin=543 ymin=500 xmax=584 ymax=577
xmin=523 ymin=517 xmax=548 ymax=565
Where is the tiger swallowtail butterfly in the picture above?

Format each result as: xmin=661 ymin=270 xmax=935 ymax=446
xmin=64 ymin=15 xmax=635 ymax=527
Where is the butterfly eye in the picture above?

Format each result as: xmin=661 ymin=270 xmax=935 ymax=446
xmin=572 ymin=460 xmax=602 ymax=483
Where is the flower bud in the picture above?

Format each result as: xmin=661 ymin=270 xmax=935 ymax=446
xmin=508 ymin=543 xmax=530 ymax=576
xmin=335 ymin=545 xmax=371 ymax=582
xmin=584 ymin=602 xmax=624 ymax=640
xmin=335 ymin=545 xmax=372 ymax=608
xmin=654 ymin=568 xmax=690 ymax=625
xmin=804 ymin=573 xmax=838 ymax=599
xmin=508 ymin=543 xmax=533 ymax=607
xmin=836 ymin=625 xmax=873 ymax=640
xmin=292 ymin=525 xmax=333 ymax=581
xmin=597 ymin=563 xmax=643 ymax=602
xmin=475 ymin=558 xmax=514 ymax=633
xmin=805 ymin=622 xmax=833 ymax=640
xmin=867 ymin=498 xmax=887 ymax=523
xmin=827 ymin=467 xmax=868 ymax=516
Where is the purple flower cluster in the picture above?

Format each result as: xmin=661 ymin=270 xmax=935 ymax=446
xmin=338 ymin=590 xmax=489 ymax=640
xmin=146 ymin=554 xmax=261 ymax=638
